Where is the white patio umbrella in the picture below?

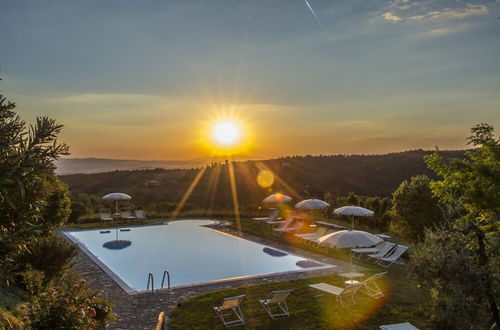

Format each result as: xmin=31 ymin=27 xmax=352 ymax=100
xmin=102 ymin=193 xmax=132 ymax=213
xmin=333 ymin=206 xmax=374 ymax=230
xmin=295 ymin=199 xmax=330 ymax=210
xmin=319 ymin=229 xmax=383 ymax=270
xmin=263 ymin=193 xmax=292 ymax=204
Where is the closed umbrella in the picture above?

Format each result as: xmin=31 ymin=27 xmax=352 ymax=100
xmin=295 ymin=199 xmax=330 ymax=210
xmin=103 ymin=193 xmax=132 ymax=213
xmin=263 ymin=193 xmax=292 ymax=204
xmin=333 ymin=206 xmax=374 ymax=230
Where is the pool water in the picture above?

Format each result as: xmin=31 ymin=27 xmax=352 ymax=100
xmin=66 ymin=220 xmax=334 ymax=293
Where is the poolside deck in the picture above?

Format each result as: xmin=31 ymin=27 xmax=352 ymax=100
xmin=69 ymin=221 xmax=363 ymax=329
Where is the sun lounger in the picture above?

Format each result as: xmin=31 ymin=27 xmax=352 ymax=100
xmin=366 ymin=242 xmax=397 ymax=262
xmin=353 ymin=241 xmax=395 ymax=260
xmin=259 ymin=289 xmax=293 ymax=319
xmin=213 ymin=295 xmax=245 ymax=327
xmin=120 ymin=209 xmax=136 ymax=220
xmin=99 ymin=209 xmax=113 ymax=221
xmin=134 ymin=209 xmax=147 ymax=219
xmin=359 ymin=272 xmax=387 ymax=298
xmin=379 ymin=322 xmax=419 ymax=330
xmin=252 ymin=208 xmax=279 ymax=222
xmin=266 ymin=214 xmax=301 ymax=225
xmin=309 ymin=282 xmax=363 ymax=307
xmin=376 ymin=245 xmax=408 ymax=268
xmin=303 ymin=229 xmax=336 ymax=247
xmin=294 ymin=226 xmax=328 ymax=241
xmin=273 ymin=221 xmax=304 ymax=233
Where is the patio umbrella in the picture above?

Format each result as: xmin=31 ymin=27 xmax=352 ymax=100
xmin=263 ymin=193 xmax=292 ymax=204
xmin=295 ymin=199 xmax=330 ymax=210
xmin=319 ymin=229 xmax=383 ymax=270
xmin=102 ymin=193 xmax=132 ymax=213
xmin=333 ymin=206 xmax=374 ymax=230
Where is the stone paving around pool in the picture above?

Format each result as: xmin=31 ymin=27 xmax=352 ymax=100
xmin=65 ymin=221 xmax=364 ymax=329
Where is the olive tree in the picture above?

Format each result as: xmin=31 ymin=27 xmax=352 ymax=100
xmin=411 ymin=123 xmax=499 ymax=329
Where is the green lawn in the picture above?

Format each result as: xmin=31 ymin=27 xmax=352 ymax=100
xmin=168 ymin=219 xmax=432 ymax=329
xmin=168 ymin=267 xmax=433 ymax=329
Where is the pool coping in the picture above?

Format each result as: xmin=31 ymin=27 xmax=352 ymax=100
xmin=62 ymin=220 xmax=337 ymax=295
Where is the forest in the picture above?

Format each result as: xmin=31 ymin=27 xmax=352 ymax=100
xmin=61 ymin=149 xmax=465 ymax=214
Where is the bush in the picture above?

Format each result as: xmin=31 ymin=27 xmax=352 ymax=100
xmin=16 ymin=235 xmax=77 ymax=283
xmin=26 ymin=271 xmax=113 ymax=329
xmin=68 ymin=202 xmax=88 ymax=223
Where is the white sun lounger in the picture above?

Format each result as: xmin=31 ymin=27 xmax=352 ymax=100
xmin=376 ymin=245 xmax=408 ymax=268
xmin=273 ymin=221 xmax=304 ymax=233
xmin=379 ymin=322 xmax=419 ymax=330
xmin=252 ymin=208 xmax=279 ymax=222
xmin=309 ymin=282 xmax=363 ymax=307
xmin=213 ymin=295 xmax=245 ymax=327
xmin=294 ymin=226 xmax=328 ymax=241
xmin=120 ymin=209 xmax=136 ymax=220
xmin=259 ymin=289 xmax=293 ymax=319
xmin=99 ymin=209 xmax=113 ymax=221
xmin=366 ymin=242 xmax=397 ymax=262
xmin=134 ymin=209 xmax=147 ymax=219
xmin=360 ymin=272 xmax=387 ymax=298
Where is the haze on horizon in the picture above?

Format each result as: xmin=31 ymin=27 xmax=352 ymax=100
xmin=1 ymin=0 xmax=499 ymax=161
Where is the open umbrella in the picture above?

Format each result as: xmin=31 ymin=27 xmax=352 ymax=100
xmin=103 ymin=193 xmax=132 ymax=213
xmin=319 ymin=229 xmax=382 ymax=270
xmin=295 ymin=199 xmax=329 ymax=210
xmin=263 ymin=193 xmax=292 ymax=204
xmin=333 ymin=206 xmax=374 ymax=230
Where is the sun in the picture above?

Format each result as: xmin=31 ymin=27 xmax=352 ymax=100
xmin=211 ymin=121 xmax=242 ymax=146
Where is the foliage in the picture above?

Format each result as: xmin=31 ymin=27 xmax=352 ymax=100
xmin=411 ymin=123 xmax=500 ymax=328
xmin=68 ymin=201 xmax=88 ymax=223
xmin=390 ymin=175 xmax=444 ymax=240
xmin=40 ymin=177 xmax=71 ymax=230
xmin=25 ymin=271 xmax=113 ymax=329
xmin=15 ymin=235 xmax=77 ymax=283
xmin=411 ymin=227 xmax=494 ymax=329
xmin=0 ymin=280 xmax=26 ymax=330
xmin=0 ymin=89 xmax=69 ymax=280
xmin=60 ymin=149 xmax=465 ymax=215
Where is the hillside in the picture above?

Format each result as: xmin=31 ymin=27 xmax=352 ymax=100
xmin=60 ymin=149 xmax=465 ymax=210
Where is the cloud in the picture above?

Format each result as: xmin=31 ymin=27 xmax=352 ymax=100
xmin=382 ymin=12 xmax=403 ymax=22
xmin=408 ymin=4 xmax=489 ymax=21
xmin=418 ymin=23 xmax=472 ymax=37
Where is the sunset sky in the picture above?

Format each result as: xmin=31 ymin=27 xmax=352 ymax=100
xmin=1 ymin=0 xmax=499 ymax=160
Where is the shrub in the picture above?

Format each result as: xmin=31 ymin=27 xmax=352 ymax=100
xmin=26 ymin=271 xmax=113 ymax=329
xmin=68 ymin=202 xmax=88 ymax=223
xmin=16 ymin=235 xmax=77 ymax=283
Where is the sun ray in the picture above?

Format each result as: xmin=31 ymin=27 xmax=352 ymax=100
xmin=227 ymin=157 xmax=241 ymax=233
xmin=170 ymin=165 xmax=208 ymax=220
xmin=255 ymin=161 xmax=303 ymax=200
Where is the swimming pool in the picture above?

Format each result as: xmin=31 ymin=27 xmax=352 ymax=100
xmin=66 ymin=220 xmax=335 ymax=294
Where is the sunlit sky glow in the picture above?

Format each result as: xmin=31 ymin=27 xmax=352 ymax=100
xmin=1 ymin=0 xmax=499 ymax=160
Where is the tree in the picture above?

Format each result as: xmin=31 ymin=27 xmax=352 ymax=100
xmin=390 ymin=175 xmax=444 ymax=240
xmin=0 ymin=88 xmax=69 ymax=280
xmin=411 ymin=123 xmax=499 ymax=329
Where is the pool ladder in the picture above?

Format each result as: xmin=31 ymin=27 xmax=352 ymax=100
xmin=147 ymin=270 xmax=171 ymax=293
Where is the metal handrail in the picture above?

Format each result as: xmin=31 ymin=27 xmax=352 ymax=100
xmin=147 ymin=272 xmax=154 ymax=293
xmin=161 ymin=270 xmax=170 ymax=290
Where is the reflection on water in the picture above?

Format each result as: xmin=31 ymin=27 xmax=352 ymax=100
xmin=262 ymin=247 xmax=288 ymax=257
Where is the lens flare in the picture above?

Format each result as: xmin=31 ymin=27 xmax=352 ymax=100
xmin=257 ymin=170 xmax=275 ymax=188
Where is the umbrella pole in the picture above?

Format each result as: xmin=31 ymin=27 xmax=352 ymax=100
xmin=115 ymin=201 xmax=118 ymax=214
xmin=350 ymin=215 xmax=354 ymax=230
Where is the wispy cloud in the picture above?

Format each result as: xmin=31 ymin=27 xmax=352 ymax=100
xmin=408 ymin=5 xmax=489 ymax=21
xmin=382 ymin=3 xmax=490 ymax=22
xmin=382 ymin=12 xmax=403 ymax=22
xmin=418 ymin=23 xmax=472 ymax=37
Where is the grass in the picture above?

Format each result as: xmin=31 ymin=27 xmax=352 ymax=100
xmin=168 ymin=267 xmax=434 ymax=329
xmin=167 ymin=218 xmax=432 ymax=329
xmin=0 ymin=282 xmax=26 ymax=329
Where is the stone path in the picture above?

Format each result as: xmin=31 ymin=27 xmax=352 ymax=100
xmin=67 ymin=222 xmax=362 ymax=329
